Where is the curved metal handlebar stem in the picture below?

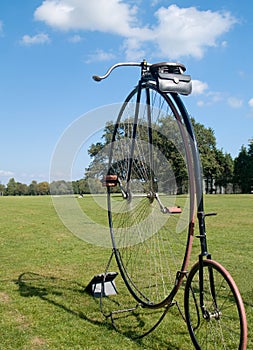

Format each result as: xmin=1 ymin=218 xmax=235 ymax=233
xmin=92 ymin=61 xmax=149 ymax=82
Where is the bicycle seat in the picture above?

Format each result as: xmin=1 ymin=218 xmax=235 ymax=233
xmin=150 ymin=62 xmax=186 ymax=76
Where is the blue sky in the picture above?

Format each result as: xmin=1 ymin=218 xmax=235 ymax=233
xmin=1 ymin=0 xmax=253 ymax=185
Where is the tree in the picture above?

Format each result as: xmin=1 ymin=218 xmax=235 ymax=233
xmin=85 ymin=122 xmax=114 ymax=181
xmin=85 ymin=116 xmax=235 ymax=195
xmin=0 ymin=184 xmax=5 ymax=196
xmin=191 ymin=119 xmax=220 ymax=193
xmin=6 ymin=178 xmax=17 ymax=195
xmin=16 ymin=182 xmax=28 ymax=195
xmin=247 ymin=139 xmax=253 ymax=191
xmin=37 ymin=182 xmax=50 ymax=195
xmin=50 ymin=180 xmax=73 ymax=195
xmin=234 ymin=143 xmax=253 ymax=193
xmin=153 ymin=116 xmax=189 ymax=194
xmin=29 ymin=180 xmax=38 ymax=195
xmin=76 ymin=179 xmax=90 ymax=194
xmin=214 ymin=151 xmax=234 ymax=193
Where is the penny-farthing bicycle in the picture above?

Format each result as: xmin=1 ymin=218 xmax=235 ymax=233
xmin=93 ymin=61 xmax=247 ymax=349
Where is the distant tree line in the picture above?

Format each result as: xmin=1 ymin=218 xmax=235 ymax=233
xmin=0 ymin=179 xmax=51 ymax=196
xmin=0 ymin=178 xmax=104 ymax=196
xmin=1 ymin=119 xmax=253 ymax=196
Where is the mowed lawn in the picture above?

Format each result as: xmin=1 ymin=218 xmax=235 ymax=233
xmin=0 ymin=194 xmax=252 ymax=349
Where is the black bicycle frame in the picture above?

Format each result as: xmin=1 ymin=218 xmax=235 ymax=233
xmin=171 ymin=94 xmax=219 ymax=320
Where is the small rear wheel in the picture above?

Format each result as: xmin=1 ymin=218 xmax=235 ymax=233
xmin=184 ymin=259 xmax=247 ymax=349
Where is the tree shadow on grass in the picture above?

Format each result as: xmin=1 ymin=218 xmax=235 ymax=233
xmin=16 ymin=272 xmax=184 ymax=350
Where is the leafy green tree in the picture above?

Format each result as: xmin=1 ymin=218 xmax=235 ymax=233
xmin=191 ymin=119 xmax=220 ymax=193
xmin=85 ymin=117 xmax=189 ymax=194
xmin=50 ymin=180 xmax=72 ymax=195
xmin=86 ymin=116 xmax=234 ymax=195
xmin=71 ymin=181 xmax=79 ymax=194
xmin=29 ymin=180 xmax=38 ymax=195
xmin=153 ymin=116 xmax=189 ymax=194
xmin=16 ymin=182 xmax=28 ymax=195
xmin=37 ymin=182 xmax=50 ymax=195
xmin=247 ymin=140 xmax=253 ymax=191
xmin=0 ymin=183 xmax=5 ymax=195
xmin=234 ymin=143 xmax=253 ymax=193
xmin=6 ymin=178 xmax=17 ymax=195
xmin=215 ymin=151 xmax=234 ymax=193
xmin=85 ymin=122 xmax=115 ymax=181
xmin=77 ymin=179 xmax=90 ymax=194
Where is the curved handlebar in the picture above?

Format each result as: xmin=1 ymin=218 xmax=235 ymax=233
xmin=92 ymin=61 xmax=148 ymax=82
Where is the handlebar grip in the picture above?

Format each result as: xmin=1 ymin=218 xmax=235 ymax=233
xmin=92 ymin=75 xmax=102 ymax=82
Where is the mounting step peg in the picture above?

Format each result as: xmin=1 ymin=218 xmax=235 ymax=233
xmin=205 ymin=212 xmax=217 ymax=217
xmin=85 ymin=272 xmax=118 ymax=297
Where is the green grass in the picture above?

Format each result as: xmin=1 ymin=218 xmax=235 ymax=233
xmin=0 ymin=195 xmax=252 ymax=349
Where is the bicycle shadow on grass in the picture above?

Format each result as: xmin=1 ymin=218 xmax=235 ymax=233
xmin=16 ymin=272 xmax=103 ymax=324
xmin=16 ymin=272 xmax=184 ymax=350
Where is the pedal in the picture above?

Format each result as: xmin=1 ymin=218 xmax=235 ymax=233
xmin=102 ymin=175 xmax=118 ymax=187
xmin=165 ymin=206 xmax=182 ymax=214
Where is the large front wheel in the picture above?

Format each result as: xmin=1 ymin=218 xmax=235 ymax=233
xmin=107 ymin=82 xmax=196 ymax=307
xmin=184 ymin=259 xmax=247 ymax=349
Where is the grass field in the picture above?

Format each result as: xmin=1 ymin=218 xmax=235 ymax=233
xmin=0 ymin=194 xmax=252 ymax=349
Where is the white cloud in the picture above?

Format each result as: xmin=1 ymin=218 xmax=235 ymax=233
xmin=151 ymin=0 xmax=162 ymax=6
xmin=20 ymin=33 xmax=51 ymax=45
xmin=0 ymin=20 xmax=3 ymax=35
xmin=227 ymin=96 xmax=243 ymax=108
xmin=207 ymin=91 xmax=224 ymax=104
xmin=248 ymin=98 xmax=253 ymax=108
xmin=34 ymin=1 xmax=237 ymax=60
xmin=197 ymin=100 xmax=205 ymax=107
xmin=221 ymin=40 xmax=228 ymax=48
xmin=122 ymin=36 xmax=147 ymax=61
xmin=34 ymin=0 xmax=137 ymax=36
xmin=85 ymin=49 xmax=116 ymax=63
xmin=192 ymin=80 xmax=208 ymax=95
xmin=0 ymin=170 xmax=14 ymax=177
xmin=68 ymin=34 xmax=82 ymax=43
xmin=197 ymin=92 xmax=244 ymax=109
xmin=192 ymin=81 xmax=226 ymax=107
xmin=195 ymin=90 xmax=224 ymax=107
xmin=0 ymin=170 xmax=14 ymax=176
xmin=152 ymin=5 xmax=237 ymax=59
